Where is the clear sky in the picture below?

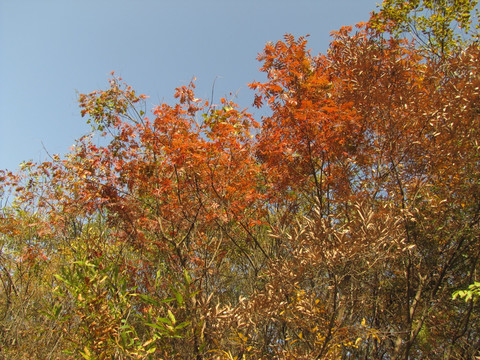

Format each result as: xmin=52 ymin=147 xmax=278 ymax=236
xmin=0 ymin=0 xmax=380 ymax=171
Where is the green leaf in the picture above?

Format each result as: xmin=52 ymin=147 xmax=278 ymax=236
xmin=174 ymin=289 xmax=184 ymax=307
xmin=174 ymin=321 xmax=190 ymax=331
xmin=167 ymin=309 xmax=176 ymax=325
xmin=183 ymin=269 xmax=192 ymax=286
xmin=134 ymin=293 xmax=175 ymax=307
xmin=146 ymin=322 xmax=167 ymax=331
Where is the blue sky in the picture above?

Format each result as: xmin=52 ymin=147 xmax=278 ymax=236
xmin=0 ymin=0 xmax=379 ymax=171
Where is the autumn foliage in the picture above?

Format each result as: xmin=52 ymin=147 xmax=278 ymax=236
xmin=1 ymin=2 xmax=480 ymax=359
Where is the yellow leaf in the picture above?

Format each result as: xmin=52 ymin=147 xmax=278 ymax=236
xmin=142 ymin=338 xmax=154 ymax=347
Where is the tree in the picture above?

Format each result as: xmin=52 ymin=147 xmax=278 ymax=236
xmin=370 ymin=0 xmax=480 ymax=57
xmin=1 ymin=2 xmax=480 ymax=358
